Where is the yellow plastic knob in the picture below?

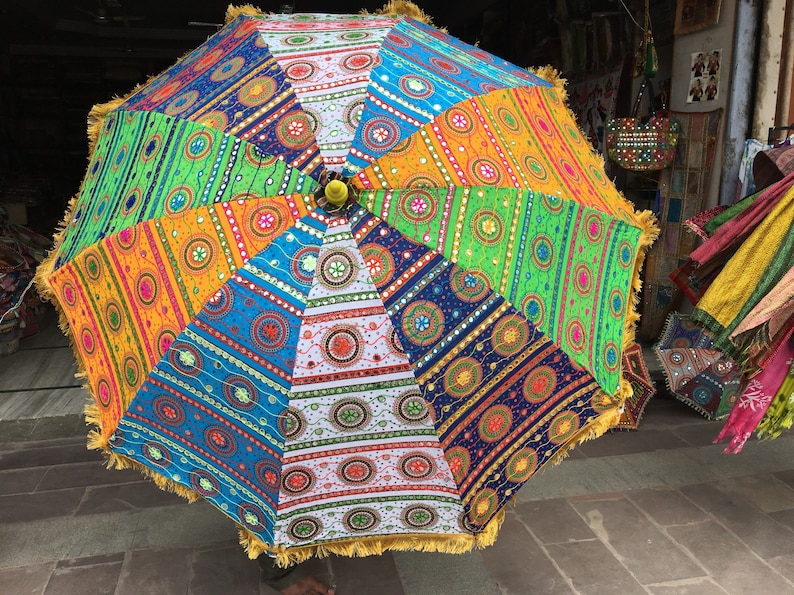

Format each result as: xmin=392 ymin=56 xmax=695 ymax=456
xmin=325 ymin=180 xmax=349 ymax=206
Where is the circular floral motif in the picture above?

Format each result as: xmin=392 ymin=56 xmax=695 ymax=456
xmin=156 ymin=328 xmax=177 ymax=358
xmin=96 ymin=377 xmax=113 ymax=408
xmin=142 ymin=441 xmax=171 ymax=467
xmin=237 ymin=503 xmax=266 ymax=531
xmin=154 ymin=396 xmax=185 ymax=426
xmin=344 ymin=508 xmax=380 ymax=532
xmin=389 ymin=326 xmax=405 ymax=355
xmin=362 ymin=116 xmax=401 ymax=152
xmin=531 ymin=235 xmax=554 ymax=270
xmin=399 ymin=452 xmax=435 ymax=480
xmin=122 ymin=355 xmax=141 ymax=388
xmin=394 ymin=390 xmax=430 ymax=425
xmin=505 ymin=448 xmax=538 ymax=483
xmin=141 ymin=134 xmax=161 ymax=162
xmin=402 ymin=505 xmax=438 ymax=529
xmin=575 ymin=264 xmax=593 ymax=296
xmin=290 ymin=246 xmax=319 ymax=287
xmin=468 ymin=488 xmax=498 ymax=525
xmin=223 ymin=376 xmax=258 ymax=410
xmin=168 ymin=342 xmax=203 ymax=375
xmin=288 ymin=516 xmax=322 ymax=542
xmin=276 ymin=112 xmax=314 ymax=149
xmin=584 ymin=213 xmax=603 ymax=243
xmin=604 ymin=342 xmax=620 ymax=372
xmin=468 ymin=157 xmax=503 ymax=186
xmin=566 ymin=320 xmax=586 ymax=352
xmin=81 ymin=327 xmax=96 ymax=355
xmin=479 ymin=404 xmax=513 ymax=443
xmin=343 ymin=98 xmax=365 ymax=133
xmin=255 ymin=460 xmax=281 ymax=491
xmin=449 ymin=269 xmax=489 ymax=303
xmin=522 ymin=366 xmax=557 ymax=403
xmin=323 ymin=326 xmax=363 ymax=367
xmin=548 ymin=411 xmax=580 ymax=444
xmin=361 ymin=243 xmax=395 ymax=286
xmin=401 ymin=300 xmax=445 ymax=347
xmin=237 ymin=76 xmax=277 ymax=107
xmin=495 ymin=106 xmax=522 ymax=133
xmin=429 ymin=56 xmax=461 ymax=75
xmin=592 ymin=391 xmax=619 ymax=412
xmin=164 ymin=90 xmax=199 ymax=116
xmin=204 ymin=285 xmax=234 ymax=320
xmin=521 ymin=294 xmax=544 ymax=326
xmin=121 ymin=187 xmax=142 ymax=217
xmin=279 ymin=407 xmax=306 ymax=440
xmin=116 ymin=226 xmax=138 ymax=252
xmin=399 ymin=75 xmax=434 ymax=99
xmin=83 ymin=252 xmax=103 ymax=281
xmin=492 ymin=315 xmax=529 ymax=357
xmin=284 ymin=60 xmax=317 ymax=81
xmin=165 ymin=186 xmax=194 ymax=216
xmin=338 ymin=458 xmax=376 ymax=484
xmin=205 ymin=426 xmax=237 ymax=457
xmin=443 ymin=107 xmax=475 ymax=135
xmin=443 ymin=357 xmax=483 ymax=399
xmin=191 ymin=470 xmax=221 ymax=497
xmin=445 ymin=446 xmax=471 ymax=484
xmin=609 ymin=289 xmax=625 ymax=318
xmin=61 ymin=282 xmax=78 ymax=307
xmin=198 ymin=111 xmax=228 ymax=130
xmin=247 ymin=202 xmax=290 ymax=240
xmin=541 ymin=192 xmax=564 ymax=213
xmin=472 ymin=210 xmax=504 ymax=245
xmin=104 ymin=300 xmax=123 ymax=334
xmin=692 ymin=386 xmax=715 ymax=405
xmin=182 ymin=235 xmax=217 ymax=273
xmin=183 ymin=131 xmax=214 ymax=161
xmin=281 ymin=467 xmax=315 ymax=494
xmin=398 ymin=188 xmax=438 ymax=225
xmin=330 ymin=398 xmax=371 ymax=430
xmin=210 ymin=56 xmax=245 ymax=82
xmin=522 ymin=154 xmax=549 ymax=182
xmin=283 ymin=34 xmax=316 ymax=46
xmin=317 ymin=250 xmax=357 ymax=289
xmin=251 ymin=311 xmax=291 ymax=353
xmin=342 ymin=53 xmax=375 ymax=72
xmin=618 ymin=241 xmax=633 ymax=268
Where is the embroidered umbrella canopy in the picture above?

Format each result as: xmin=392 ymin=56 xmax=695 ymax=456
xmin=615 ymin=342 xmax=656 ymax=430
xmin=36 ymin=3 xmax=657 ymax=566
xmin=654 ymin=313 xmax=742 ymax=420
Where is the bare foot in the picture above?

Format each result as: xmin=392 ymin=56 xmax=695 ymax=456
xmin=279 ymin=576 xmax=335 ymax=595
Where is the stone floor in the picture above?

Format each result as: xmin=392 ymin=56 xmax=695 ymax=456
xmin=2 ymin=308 xmax=794 ymax=594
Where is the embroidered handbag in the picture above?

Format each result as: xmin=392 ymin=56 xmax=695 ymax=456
xmin=605 ymin=78 xmax=680 ymax=171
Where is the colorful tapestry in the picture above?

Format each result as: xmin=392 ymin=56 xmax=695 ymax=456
xmin=567 ymin=69 xmax=622 ymax=157
xmin=615 ymin=342 xmax=656 ymax=429
xmin=35 ymin=7 xmax=657 ymax=566
xmin=639 ymin=109 xmax=722 ymax=341
xmin=756 ymin=349 xmax=794 ymax=440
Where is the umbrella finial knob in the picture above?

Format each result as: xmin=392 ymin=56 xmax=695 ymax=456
xmin=325 ymin=180 xmax=349 ymax=206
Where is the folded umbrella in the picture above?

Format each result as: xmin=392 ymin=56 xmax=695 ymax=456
xmin=35 ymin=3 xmax=657 ymax=565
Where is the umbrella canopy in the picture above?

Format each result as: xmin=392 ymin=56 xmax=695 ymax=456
xmin=36 ymin=4 xmax=657 ymax=565
xmin=654 ymin=313 xmax=741 ymax=420
xmin=615 ymin=342 xmax=656 ymax=430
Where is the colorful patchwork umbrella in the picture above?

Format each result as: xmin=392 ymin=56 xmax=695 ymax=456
xmin=615 ymin=342 xmax=656 ymax=430
xmin=654 ymin=313 xmax=742 ymax=420
xmin=35 ymin=4 xmax=657 ymax=565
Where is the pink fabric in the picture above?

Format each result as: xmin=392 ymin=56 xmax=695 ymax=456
xmin=714 ymin=338 xmax=794 ymax=453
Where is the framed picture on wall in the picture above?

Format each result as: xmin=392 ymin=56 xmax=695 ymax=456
xmin=674 ymin=0 xmax=722 ymax=35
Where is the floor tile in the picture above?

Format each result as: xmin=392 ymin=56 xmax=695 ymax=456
xmin=130 ymin=503 xmax=239 ymax=549
xmin=769 ymin=554 xmax=794 ymax=584
xmin=681 ymin=483 xmax=794 ymax=559
xmin=0 ymin=562 xmax=54 ymax=595
xmin=576 ymin=429 xmax=689 ymax=458
xmin=188 ymin=544 xmax=262 ymax=595
xmin=0 ymin=467 xmax=48 ymax=495
xmin=76 ymin=481 xmax=185 ymax=515
xmin=0 ymin=488 xmax=85 ymax=523
xmin=0 ymin=441 xmax=98 ymax=470
xmin=115 ymin=547 xmax=193 ymax=595
xmin=0 ymin=415 xmax=86 ymax=444
xmin=515 ymin=499 xmax=595 ymax=544
xmin=37 ymin=461 xmax=141 ymax=491
xmin=394 ymin=550 xmax=501 ymax=595
xmin=568 ymin=497 xmax=705 ymax=585
xmin=627 ymin=488 xmax=711 ymax=526
xmin=332 ymin=552 xmax=404 ymax=595
xmin=56 ymin=553 xmax=125 ymax=569
xmin=480 ymin=511 xmax=572 ymax=594
xmin=43 ymin=559 xmax=122 ymax=595
xmin=671 ymin=423 xmax=724 ymax=447
xmin=0 ymin=347 xmax=79 ymax=392
xmin=715 ymin=474 xmax=794 ymax=513
xmin=667 ymin=520 xmax=794 ymax=594
xmin=543 ymin=540 xmax=646 ymax=594
xmin=646 ymin=577 xmax=728 ymax=594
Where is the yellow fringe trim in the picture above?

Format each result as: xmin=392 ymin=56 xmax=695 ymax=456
xmin=225 ymin=4 xmax=264 ymax=24
xmin=527 ymin=66 xmax=568 ymax=103
xmin=240 ymin=508 xmax=505 ymax=567
xmin=363 ymin=1 xmax=436 ymax=27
